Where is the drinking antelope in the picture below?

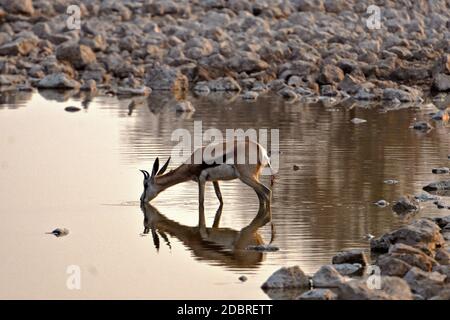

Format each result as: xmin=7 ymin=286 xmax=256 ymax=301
xmin=140 ymin=139 xmax=274 ymax=225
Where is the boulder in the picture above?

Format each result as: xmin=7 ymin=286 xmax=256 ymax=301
xmin=432 ymin=73 xmax=450 ymax=92
xmin=0 ymin=0 xmax=34 ymax=15
xmin=377 ymin=255 xmax=412 ymax=277
xmin=332 ymin=249 xmax=368 ymax=266
xmin=116 ymin=86 xmax=152 ymax=96
xmin=382 ymin=86 xmax=422 ymax=102
xmin=297 ymin=289 xmax=337 ymax=300
xmin=424 ymin=180 xmax=450 ymax=192
xmin=0 ymin=37 xmax=37 ymax=56
xmin=412 ymin=121 xmax=432 ymax=131
xmin=404 ymin=267 xmax=447 ymax=299
xmin=332 ymin=263 xmax=363 ymax=277
xmin=317 ymin=64 xmax=344 ymax=85
xmin=37 ymin=73 xmax=80 ymax=89
xmin=312 ymin=265 xmax=346 ymax=288
xmin=145 ymin=65 xmax=189 ymax=92
xmin=337 ymin=277 xmax=412 ymax=300
xmin=203 ymin=77 xmax=241 ymax=92
xmin=392 ymin=195 xmax=420 ymax=214
xmin=370 ymin=219 xmax=444 ymax=253
xmin=56 ymin=42 xmax=96 ymax=69
xmin=261 ymin=266 xmax=310 ymax=289
xmin=434 ymin=248 xmax=450 ymax=265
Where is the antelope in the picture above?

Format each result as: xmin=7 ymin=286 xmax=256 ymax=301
xmin=140 ymin=139 xmax=275 ymax=226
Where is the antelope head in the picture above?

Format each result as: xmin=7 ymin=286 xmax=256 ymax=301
xmin=140 ymin=157 xmax=170 ymax=203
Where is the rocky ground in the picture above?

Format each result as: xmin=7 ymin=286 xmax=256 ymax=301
xmin=261 ymin=216 xmax=450 ymax=300
xmin=1 ymin=0 xmax=450 ymax=104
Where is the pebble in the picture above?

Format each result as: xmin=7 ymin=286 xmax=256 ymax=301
xmin=64 ymin=106 xmax=81 ymax=112
xmin=46 ymin=228 xmax=69 ymax=237
xmin=350 ymin=118 xmax=367 ymax=124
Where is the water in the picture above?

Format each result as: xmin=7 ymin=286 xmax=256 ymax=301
xmin=0 ymin=90 xmax=449 ymax=299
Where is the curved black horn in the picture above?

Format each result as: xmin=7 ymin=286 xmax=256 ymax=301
xmin=157 ymin=157 xmax=171 ymax=176
xmin=151 ymin=157 xmax=160 ymax=177
xmin=140 ymin=170 xmax=149 ymax=179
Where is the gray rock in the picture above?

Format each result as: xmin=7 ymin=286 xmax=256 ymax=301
xmin=297 ymin=288 xmax=337 ymax=300
xmin=312 ymin=265 xmax=346 ymax=288
xmin=377 ymin=254 xmax=412 ymax=277
xmin=432 ymin=167 xmax=450 ymax=174
xmin=404 ymin=267 xmax=447 ymax=299
xmin=37 ymin=73 xmax=81 ymax=89
xmin=383 ymin=87 xmax=422 ymax=102
xmin=56 ymin=42 xmax=96 ymax=69
xmin=392 ymin=195 xmax=420 ymax=214
xmin=434 ymin=248 xmax=450 ymax=265
xmin=203 ymin=77 xmax=241 ymax=92
xmin=317 ymin=64 xmax=344 ymax=85
xmin=145 ymin=65 xmax=189 ymax=92
xmin=412 ymin=121 xmax=432 ymax=131
xmin=433 ymin=73 xmax=450 ymax=92
xmin=0 ymin=0 xmax=34 ymax=15
xmin=374 ymin=199 xmax=389 ymax=207
xmin=423 ymin=180 xmax=450 ymax=192
xmin=337 ymin=277 xmax=412 ymax=300
xmin=332 ymin=264 xmax=362 ymax=277
xmin=370 ymin=218 xmax=444 ymax=253
xmin=261 ymin=266 xmax=310 ymax=289
xmin=332 ymin=249 xmax=368 ymax=266
xmin=0 ymin=36 xmax=37 ymax=56
xmin=80 ymin=79 xmax=97 ymax=92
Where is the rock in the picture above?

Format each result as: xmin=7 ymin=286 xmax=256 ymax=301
xmin=56 ymin=42 xmax=96 ymax=70
xmin=412 ymin=121 xmax=432 ymax=131
xmin=46 ymin=228 xmax=69 ymax=237
xmin=297 ymin=289 xmax=337 ymax=300
xmin=404 ymin=267 xmax=447 ymax=299
xmin=388 ymin=243 xmax=438 ymax=272
xmin=203 ymin=77 xmax=241 ymax=92
xmin=64 ymin=106 xmax=81 ymax=112
xmin=0 ymin=37 xmax=37 ymax=56
xmin=332 ymin=249 xmax=368 ymax=266
xmin=278 ymin=88 xmax=298 ymax=101
xmin=377 ymin=255 xmax=412 ymax=277
xmin=0 ymin=0 xmax=34 ymax=15
xmin=433 ymin=215 xmax=450 ymax=228
xmin=431 ymin=110 xmax=449 ymax=121
xmin=433 ymin=265 xmax=450 ymax=282
xmin=239 ymin=275 xmax=247 ymax=282
xmin=391 ymin=195 xmax=419 ymax=214
xmin=117 ymin=86 xmax=152 ymax=96
xmin=370 ymin=219 xmax=444 ymax=253
xmin=384 ymin=179 xmax=399 ymax=185
xmin=350 ymin=118 xmax=367 ymax=124
xmin=434 ymin=248 xmax=450 ymax=265
xmin=317 ymin=64 xmax=344 ymax=85
xmin=423 ymin=180 xmax=450 ymax=192
xmin=432 ymin=167 xmax=450 ymax=174
xmin=374 ymin=199 xmax=389 ymax=207
xmin=242 ymin=91 xmax=258 ymax=100
xmin=332 ymin=264 xmax=363 ymax=277
xmin=37 ymin=73 xmax=81 ymax=89
xmin=293 ymin=165 xmax=300 ymax=171
xmin=312 ymin=265 xmax=346 ymax=288
xmin=430 ymin=289 xmax=450 ymax=300
xmin=228 ymin=53 xmax=269 ymax=73
xmin=337 ymin=277 xmax=412 ymax=300
xmin=145 ymin=65 xmax=189 ymax=92
xmin=432 ymin=73 xmax=450 ymax=92
xmin=415 ymin=192 xmax=439 ymax=202
xmin=383 ymin=87 xmax=422 ymax=102
xmin=261 ymin=266 xmax=310 ymax=289
xmin=174 ymin=101 xmax=195 ymax=112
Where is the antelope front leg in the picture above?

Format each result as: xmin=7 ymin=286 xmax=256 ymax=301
xmin=213 ymin=181 xmax=223 ymax=206
xmin=198 ymin=179 xmax=207 ymax=237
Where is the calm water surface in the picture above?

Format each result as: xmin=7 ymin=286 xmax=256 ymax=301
xmin=0 ymin=90 xmax=449 ymax=299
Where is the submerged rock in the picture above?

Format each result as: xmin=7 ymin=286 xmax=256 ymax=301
xmin=64 ymin=106 xmax=81 ymax=112
xmin=261 ymin=266 xmax=310 ymax=289
xmin=391 ymin=195 xmax=419 ymax=214
xmin=350 ymin=118 xmax=367 ymax=124
xmin=297 ymin=288 xmax=337 ymax=300
xmin=412 ymin=121 xmax=432 ymax=131
xmin=423 ymin=180 xmax=450 ymax=191
xmin=46 ymin=228 xmax=69 ymax=237
xmin=174 ymin=101 xmax=195 ymax=112
xmin=432 ymin=167 xmax=450 ymax=174
xmin=374 ymin=200 xmax=389 ymax=207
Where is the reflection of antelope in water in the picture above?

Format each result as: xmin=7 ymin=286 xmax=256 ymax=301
xmin=140 ymin=202 xmax=271 ymax=268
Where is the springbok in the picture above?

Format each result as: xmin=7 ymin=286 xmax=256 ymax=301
xmin=140 ymin=139 xmax=274 ymax=225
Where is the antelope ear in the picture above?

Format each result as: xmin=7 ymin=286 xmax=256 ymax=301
xmin=151 ymin=157 xmax=159 ymax=178
xmin=157 ymin=157 xmax=171 ymax=176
